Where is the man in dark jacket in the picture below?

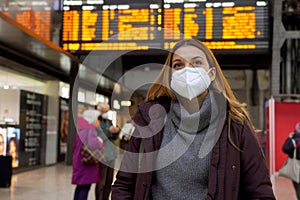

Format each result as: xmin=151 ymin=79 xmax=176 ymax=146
xmin=95 ymin=103 xmax=119 ymax=200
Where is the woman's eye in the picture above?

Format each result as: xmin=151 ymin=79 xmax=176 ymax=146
xmin=192 ymin=60 xmax=202 ymax=67
xmin=173 ymin=63 xmax=183 ymax=69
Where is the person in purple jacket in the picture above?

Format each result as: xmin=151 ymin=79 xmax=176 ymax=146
xmin=72 ymin=109 xmax=103 ymax=200
xmin=282 ymin=122 xmax=300 ymax=199
xmin=111 ymin=39 xmax=275 ymax=200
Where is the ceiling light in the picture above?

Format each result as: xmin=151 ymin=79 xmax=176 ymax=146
xmin=113 ymin=100 xmax=120 ymax=110
xmin=121 ymin=100 xmax=132 ymax=107
xmin=257 ymin=1 xmax=267 ymax=6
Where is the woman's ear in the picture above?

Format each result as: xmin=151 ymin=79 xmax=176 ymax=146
xmin=209 ymin=67 xmax=216 ymax=81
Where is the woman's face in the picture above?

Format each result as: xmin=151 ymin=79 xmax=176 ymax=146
xmin=172 ymin=45 xmax=210 ymax=71
xmin=9 ymin=140 xmax=17 ymax=157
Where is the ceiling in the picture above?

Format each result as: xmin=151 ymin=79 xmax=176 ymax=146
xmin=0 ymin=11 xmax=120 ymax=97
xmin=0 ymin=64 xmax=45 ymax=90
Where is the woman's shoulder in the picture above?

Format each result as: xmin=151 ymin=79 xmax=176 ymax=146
xmin=133 ymin=96 xmax=171 ymax=124
xmin=77 ymin=116 xmax=95 ymax=129
xmin=229 ymin=118 xmax=256 ymax=141
xmin=136 ymin=96 xmax=171 ymax=115
xmin=293 ymin=132 xmax=300 ymax=138
xmin=138 ymin=96 xmax=171 ymax=109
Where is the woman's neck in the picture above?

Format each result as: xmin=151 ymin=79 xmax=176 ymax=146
xmin=177 ymin=90 xmax=208 ymax=114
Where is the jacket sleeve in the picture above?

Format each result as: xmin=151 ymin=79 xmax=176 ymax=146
xmin=86 ymin=129 xmax=103 ymax=149
xmin=107 ymin=119 xmax=119 ymax=141
xmin=111 ymin=107 xmax=145 ymax=200
xmin=97 ymin=126 xmax=109 ymax=142
xmin=111 ymin=134 xmax=140 ymax=200
xmin=111 ymin=101 xmax=152 ymax=200
xmin=282 ymin=134 xmax=294 ymax=157
xmin=239 ymin=121 xmax=275 ymax=199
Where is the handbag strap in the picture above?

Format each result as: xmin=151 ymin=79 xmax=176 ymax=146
xmin=292 ymin=139 xmax=296 ymax=148
xmin=292 ymin=139 xmax=298 ymax=158
xmin=291 ymin=132 xmax=300 ymax=148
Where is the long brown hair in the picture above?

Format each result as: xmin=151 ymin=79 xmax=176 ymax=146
xmin=146 ymin=39 xmax=255 ymax=133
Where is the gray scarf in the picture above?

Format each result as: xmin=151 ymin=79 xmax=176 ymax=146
xmin=152 ymin=92 xmax=222 ymax=200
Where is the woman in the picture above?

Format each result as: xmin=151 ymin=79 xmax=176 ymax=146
xmin=8 ymin=137 xmax=18 ymax=168
xmin=111 ymin=39 xmax=275 ymax=200
xmin=0 ymin=134 xmax=5 ymax=156
xmin=282 ymin=122 xmax=300 ymax=199
xmin=72 ymin=109 xmax=103 ymax=200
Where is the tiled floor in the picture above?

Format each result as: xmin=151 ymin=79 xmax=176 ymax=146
xmin=0 ymin=163 xmax=92 ymax=200
xmin=273 ymin=175 xmax=298 ymax=200
xmin=0 ymin=163 xmax=297 ymax=200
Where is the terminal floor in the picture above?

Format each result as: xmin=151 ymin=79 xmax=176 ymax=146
xmin=0 ymin=163 xmax=298 ymax=200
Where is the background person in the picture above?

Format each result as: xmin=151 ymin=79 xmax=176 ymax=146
xmin=8 ymin=137 xmax=18 ymax=168
xmin=282 ymin=122 xmax=300 ymax=199
xmin=95 ymin=103 xmax=120 ymax=200
xmin=0 ymin=134 xmax=5 ymax=156
xmin=61 ymin=110 xmax=69 ymax=143
xmin=119 ymin=119 xmax=135 ymax=150
xmin=72 ymin=110 xmax=103 ymax=200
xmin=111 ymin=39 xmax=275 ymax=199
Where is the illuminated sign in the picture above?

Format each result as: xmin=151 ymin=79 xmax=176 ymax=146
xmin=4 ymin=9 xmax=51 ymax=40
xmin=61 ymin=1 xmax=269 ymax=53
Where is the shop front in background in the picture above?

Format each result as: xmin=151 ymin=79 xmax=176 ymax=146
xmin=0 ymin=89 xmax=48 ymax=170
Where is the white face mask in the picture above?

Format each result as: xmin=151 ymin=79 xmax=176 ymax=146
xmin=170 ymin=67 xmax=212 ymax=100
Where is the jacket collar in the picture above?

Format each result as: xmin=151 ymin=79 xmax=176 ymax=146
xmin=137 ymin=92 xmax=227 ymax=152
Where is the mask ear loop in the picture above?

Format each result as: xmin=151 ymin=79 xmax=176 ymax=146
xmin=207 ymin=67 xmax=216 ymax=83
xmin=207 ymin=67 xmax=214 ymax=74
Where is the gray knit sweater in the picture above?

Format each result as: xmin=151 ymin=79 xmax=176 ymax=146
xmin=151 ymin=93 xmax=217 ymax=200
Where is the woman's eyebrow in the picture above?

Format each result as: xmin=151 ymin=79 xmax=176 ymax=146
xmin=191 ymin=56 xmax=202 ymax=60
xmin=172 ymin=58 xmax=182 ymax=63
xmin=172 ymin=56 xmax=203 ymax=63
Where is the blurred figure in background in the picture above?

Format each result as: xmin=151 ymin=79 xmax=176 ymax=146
xmin=72 ymin=110 xmax=103 ymax=200
xmin=0 ymin=134 xmax=5 ymax=156
xmin=95 ymin=103 xmax=120 ymax=200
xmin=282 ymin=122 xmax=300 ymax=200
xmin=61 ymin=110 xmax=69 ymax=143
xmin=119 ymin=119 xmax=135 ymax=150
xmin=8 ymin=137 xmax=18 ymax=168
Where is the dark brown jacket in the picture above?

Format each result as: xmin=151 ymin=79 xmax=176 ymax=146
xmin=112 ymin=96 xmax=275 ymax=200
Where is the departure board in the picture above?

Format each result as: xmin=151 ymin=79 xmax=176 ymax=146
xmin=61 ymin=0 xmax=269 ymax=53
xmin=4 ymin=9 xmax=51 ymax=40
xmin=62 ymin=5 xmax=163 ymax=51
